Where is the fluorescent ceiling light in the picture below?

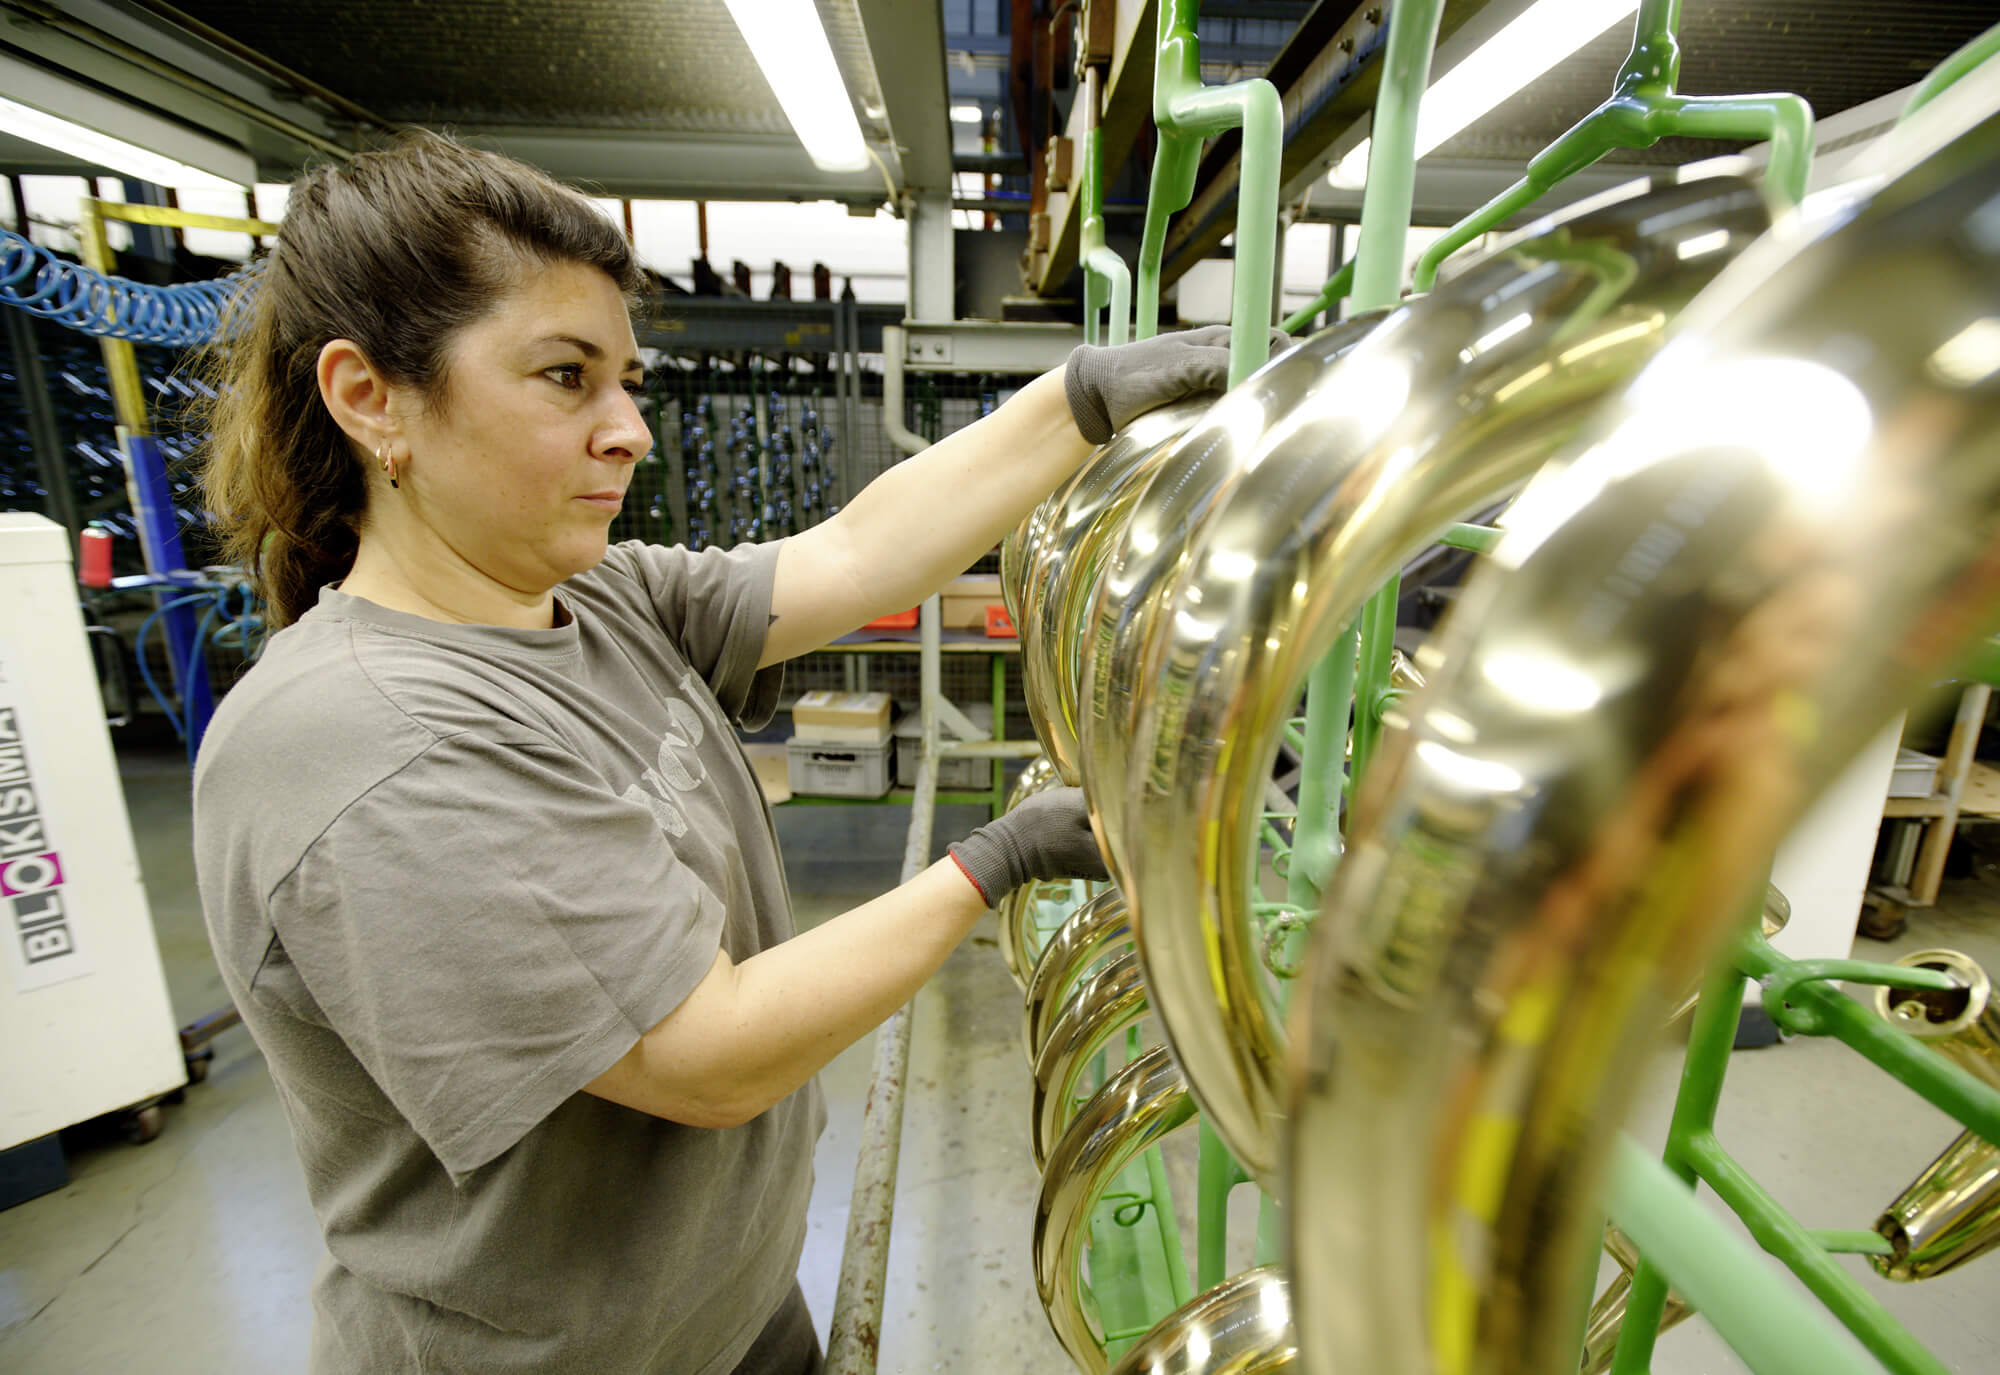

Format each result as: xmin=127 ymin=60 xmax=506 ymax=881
xmin=951 ymin=104 xmax=984 ymax=125
xmin=1329 ymin=0 xmax=1640 ymax=188
xmin=0 ymin=93 xmax=246 ymax=194
xmin=721 ymin=0 xmax=870 ymax=172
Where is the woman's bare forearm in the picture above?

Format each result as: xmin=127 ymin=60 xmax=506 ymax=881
xmin=585 ymin=858 xmax=991 ymax=1127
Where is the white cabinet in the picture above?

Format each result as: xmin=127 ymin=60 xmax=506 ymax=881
xmin=0 ymin=513 xmax=183 ymax=1150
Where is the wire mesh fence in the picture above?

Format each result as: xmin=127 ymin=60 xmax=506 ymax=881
xmin=630 ymin=350 xmax=1043 ymax=730
xmin=621 ymin=350 xmax=1035 ymax=553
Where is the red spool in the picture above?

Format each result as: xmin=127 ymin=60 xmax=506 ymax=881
xmin=79 ymin=526 xmax=113 ymax=588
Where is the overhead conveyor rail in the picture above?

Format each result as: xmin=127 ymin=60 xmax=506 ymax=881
xmin=836 ymin=5 xmax=2000 ymax=1373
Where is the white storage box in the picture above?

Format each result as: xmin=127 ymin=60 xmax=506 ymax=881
xmin=787 ymin=736 xmax=894 ymax=798
xmin=1888 ymin=748 xmax=1941 ymax=799
xmin=893 ymin=703 xmax=997 ymax=790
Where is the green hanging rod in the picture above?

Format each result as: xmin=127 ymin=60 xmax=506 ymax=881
xmin=1412 ymin=0 xmax=1813 ymax=291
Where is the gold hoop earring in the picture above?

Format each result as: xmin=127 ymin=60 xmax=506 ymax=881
xmin=378 ymin=443 xmax=399 ymax=490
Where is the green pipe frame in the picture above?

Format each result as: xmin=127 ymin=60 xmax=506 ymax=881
xmin=1132 ymin=0 xmax=1281 ymax=388
xmin=1902 ymin=20 xmax=2000 ymax=120
xmin=1608 ymin=1134 xmax=1879 ymax=1375
xmin=1410 ymin=0 xmax=1813 ymax=292
xmin=1281 ymin=0 xmax=1822 ymax=319
xmin=1603 ymin=905 xmax=1986 ymax=1375
xmin=1044 ymin=5 xmax=1998 ymax=1370
xmin=1321 ymin=0 xmax=1448 ymax=895
xmin=1281 ymin=259 xmax=1353 ymax=335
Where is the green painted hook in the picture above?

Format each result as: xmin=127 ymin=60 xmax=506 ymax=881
xmin=1410 ymin=2 xmax=1814 ymax=292
xmin=1133 ymin=0 xmax=1282 ymax=386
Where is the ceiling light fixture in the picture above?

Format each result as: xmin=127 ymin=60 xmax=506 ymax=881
xmin=951 ymin=104 xmax=985 ymax=125
xmin=1328 ymin=0 xmax=1641 ymax=188
xmin=721 ymin=0 xmax=871 ymax=173
xmin=0 ymin=93 xmax=246 ymax=194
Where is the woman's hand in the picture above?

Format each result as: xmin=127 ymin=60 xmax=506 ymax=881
xmin=947 ymin=786 xmax=1108 ymax=904
xmin=1063 ymin=325 xmax=1296 ymax=444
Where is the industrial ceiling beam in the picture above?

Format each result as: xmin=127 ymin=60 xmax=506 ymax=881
xmin=0 ymin=47 xmax=257 ymax=185
xmin=447 ymin=126 xmax=892 ymax=204
xmin=1204 ymin=1 xmax=1322 ymax=18
xmin=0 ymin=0 xmax=349 ymax=174
xmin=852 ymin=0 xmax=955 ymax=196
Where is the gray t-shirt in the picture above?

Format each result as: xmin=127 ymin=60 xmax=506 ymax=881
xmin=192 ymin=540 xmax=825 ymax=1374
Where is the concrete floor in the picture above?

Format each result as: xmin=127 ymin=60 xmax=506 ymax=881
xmin=3 ymin=737 xmax=1999 ymax=1373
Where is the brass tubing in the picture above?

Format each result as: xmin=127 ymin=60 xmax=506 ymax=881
xmin=1117 ymin=172 xmax=1769 ymax=1185
xmin=999 ymin=505 xmax=1041 ymax=632
xmin=1875 ymin=1128 xmax=2000 ymax=1281
xmin=1033 ymin=1046 xmax=1197 ymax=1374
xmin=1872 ymin=949 xmax=2000 ymax=1093
xmin=1580 ymin=1229 xmax=1693 ymax=1375
xmin=1869 ymin=949 xmax=2000 ymax=1282
xmin=1023 ymin=887 xmax=1133 ymax=1065
xmin=1030 ymin=947 xmax=1151 ymax=1168
xmin=1289 ymin=89 xmax=2000 ymax=1375
xmin=1104 ymin=1265 xmax=1296 ymax=1374
xmin=1667 ymin=882 xmax=1791 ymax=1027
xmin=1077 ymin=309 xmax=1392 ymax=870
xmin=1005 ymin=754 xmax=1059 ymax=810
xmin=993 ymin=758 xmax=1063 ymax=989
xmin=998 ymin=879 xmax=1068 ymax=992
xmin=1017 ymin=401 xmax=1209 ymax=778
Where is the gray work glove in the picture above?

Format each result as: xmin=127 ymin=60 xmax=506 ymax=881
xmin=949 ymin=786 xmax=1109 ymax=905
xmin=1063 ymin=324 xmax=1295 ymax=445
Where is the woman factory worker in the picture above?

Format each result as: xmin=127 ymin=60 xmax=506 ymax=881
xmin=190 ymin=132 xmax=1248 ymax=1375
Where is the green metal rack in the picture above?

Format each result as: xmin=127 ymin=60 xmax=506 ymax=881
xmin=1030 ymin=4 xmax=2000 ymax=1372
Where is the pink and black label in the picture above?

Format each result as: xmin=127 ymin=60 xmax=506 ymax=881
xmin=0 ymin=706 xmax=80 ymax=973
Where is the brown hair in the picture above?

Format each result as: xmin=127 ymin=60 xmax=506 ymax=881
xmin=198 ymin=130 xmax=646 ymax=626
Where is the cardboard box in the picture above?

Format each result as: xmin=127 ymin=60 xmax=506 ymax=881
xmin=942 ymin=574 xmax=1006 ymax=631
xmin=791 ymin=690 xmax=893 ymax=742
